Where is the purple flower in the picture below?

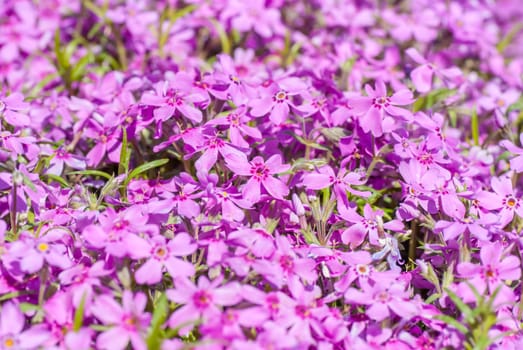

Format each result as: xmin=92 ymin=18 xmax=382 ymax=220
xmin=249 ymin=77 xmax=308 ymax=125
xmin=134 ymin=233 xmax=197 ymax=285
xmin=345 ymin=282 xmax=418 ymax=321
xmin=141 ymin=79 xmax=203 ymax=123
xmin=457 ymin=243 xmax=520 ymax=293
xmin=476 ymin=175 xmax=523 ymax=227
xmin=0 ymin=302 xmax=49 ymax=349
xmin=348 ymin=80 xmax=413 ymax=137
xmin=406 ymin=48 xmax=462 ymax=93
xmin=0 ymin=92 xmax=30 ymax=127
xmin=167 ymin=277 xmax=242 ymax=336
xmin=501 ymin=133 xmax=523 ymax=173
xmin=91 ymin=291 xmax=150 ymax=350
xmin=302 ymin=166 xmax=370 ymax=209
xmin=225 ymin=153 xmax=290 ymax=203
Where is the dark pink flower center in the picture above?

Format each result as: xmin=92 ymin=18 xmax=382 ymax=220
xmin=372 ymin=97 xmax=391 ymax=109
xmin=295 ymin=304 xmax=311 ymax=319
xmin=273 ymin=90 xmax=288 ymax=103
xmin=206 ymin=137 xmax=224 ymax=149
xmin=376 ymin=291 xmax=390 ymax=302
xmin=193 ymin=290 xmax=213 ymax=309
xmin=250 ymin=162 xmax=269 ymax=180
xmin=279 ymin=255 xmax=294 ymax=271
xmin=122 ymin=314 xmax=138 ymax=331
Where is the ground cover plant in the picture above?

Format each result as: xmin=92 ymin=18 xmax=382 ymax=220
xmin=1 ymin=0 xmax=523 ymax=349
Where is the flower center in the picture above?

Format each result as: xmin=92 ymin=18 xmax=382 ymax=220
xmin=377 ymin=291 xmax=390 ymax=302
xmin=295 ymin=305 xmax=311 ymax=319
xmin=496 ymin=99 xmax=505 ymax=107
xmin=122 ymin=315 xmax=138 ymax=331
xmin=154 ymin=246 xmax=168 ymax=260
xmin=356 ymin=264 xmax=369 ymax=276
xmin=37 ymin=242 xmax=49 ymax=253
xmin=279 ymin=255 xmax=295 ymax=271
xmin=250 ymin=163 xmax=269 ymax=180
xmin=274 ymin=90 xmax=288 ymax=103
xmin=229 ymin=75 xmax=241 ymax=85
xmin=193 ymin=290 xmax=213 ymax=309
xmin=503 ymin=195 xmax=518 ymax=208
xmin=372 ymin=97 xmax=390 ymax=109
xmin=3 ymin=337 xmax=15 ymax=348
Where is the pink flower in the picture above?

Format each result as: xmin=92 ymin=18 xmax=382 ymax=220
xmin=348 ymin=80 xmax=413 ymax=137
xmin=406 ymin=48 xmax=462 ymax=93
xmin=345 ymin=282 xmax=418 ymax=321
xmin=249 ymin=77 xmax=308 ymax=125
xmin=92 ymin=291 xmax=150 ymax=350
xmin=225 ymin=153 xmax=290 ymax=203
xmin=0 ymin=302 xmax=49 ymax=349
xmin=500 ymin=133 xmax=523 ymax=173
xmin=302 ymin=165 xmax=370 ymax=209
xmin=476 ymin=175 xmax=523 ymax=227
xmin=167 ymin=277 xmax=242 ymax=336
xmin=134 ymin=233 xmax=197 ymax=285
xmin=457 ymin=243 xmax=520 ymax=293
xmin=0 ymin=92 xmax=30 ymax=127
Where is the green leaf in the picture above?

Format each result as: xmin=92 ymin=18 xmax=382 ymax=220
xmin=42 ymin=174 xmax=70 ymax=188
xmin=54 ymin=29 xmax=68 ymax=72
xmin=118 ymin=127 xmax=130 ymax=176
xmin=126 ymin=158 xmax=169 ymax=184
xmin=147 ymin=293 xmax=169 ymax=350
xmin=73 ymin=292 xmax=87 ymax=332
xmin=210 ymin=19 xmax=231 ymax=55
xmin=0 ymin=291 xmax=22 ymax=302
xmin=497 ymin=22 xmax=523 ymax=53
xmin=444 ymin=287 xmax=473 ymax=323
xmin=71 ymin=53 xmax=93 ymax=81
xmin=413 ymin=88 xmax=456 ymax=112
xmin=19 ymin=303 xmax=41 ymax=313
xmin=67 ymin=170 xmax=113 ymax=180
xmin=433 ymin=314 xmax=468 ymax=334
xmin=425 ymin=293 xmax=441 ymax=304
xmin=471 ymin=107 xmax=479 ymax=146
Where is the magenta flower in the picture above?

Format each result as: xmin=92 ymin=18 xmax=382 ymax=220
xmin=0 ymin=92 xmax=30 ymax=127
xmin=406 ymin=48 xmax=462 ymax=93
xmin=500 ymin=133 xmax=523 ymax=173
xmin=82 ymin=207 xmax=151 ymax=259
xmin=190 ymin=132 xmax=246 ymax=176
xmin=345 ymin=282 xmax=418 ymax=321
xmin=59 ymin=261 xmax=113 ymax=308
xmin=84 ymin=118 xmax=122 ymax=167
xmin=457 ymin=243 xmax=520 ymax=293
xmin=91 ymin=291 xmax=150 ymax=350
xmin=249 ymin=77 xmax=308 ymax=125
xmin=252 ymin=236 xmax=317 ymax=288
xmin=0 ymin=302 xmax=49 ymax=349
xmin=225 ymin=154 xmax=290 ymax=203
xmin=147 ymin=180 xmax=201 ymax=218
xmin=134 ymin=233 xmax=197 ymax=285
xmin=338 ymin=204 xmax=403 ymax=247
xmin=9 ymin=234 xmax=72 ymax=274
xmin=476 ymin=175 xmax=523 ymax=227
xmin=206 ymin=106 xmax=262 ymax=148
xmin=302 ymin=165 xmax=370 ymax=209
xmin=349 ymin=80 xmax=413 ymax=137
xmin=141 ymin=80 xmax=203 ymax=123
xmin=167 ymin=277 xmax=242 ymax=336
xmin=44 ymin=146 xmax=86 ymax=176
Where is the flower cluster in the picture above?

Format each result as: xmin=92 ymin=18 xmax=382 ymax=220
xmin=1 ymin=0 xmax=523 ymax=349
